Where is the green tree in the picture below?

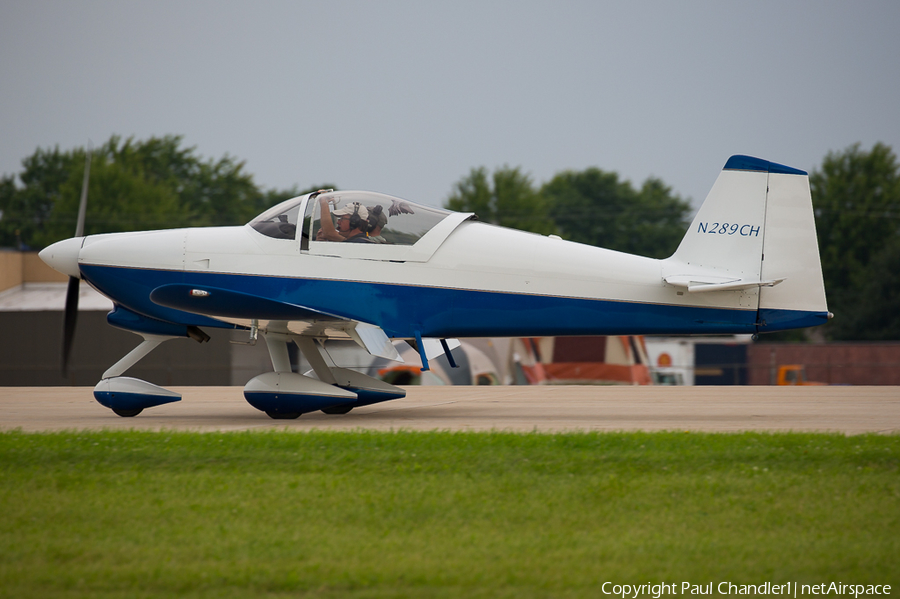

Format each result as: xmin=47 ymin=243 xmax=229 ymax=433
xmin=0 ymin=146 xmax=81 ymax=249
xmin=541 ymin=168 xmax=692 ymax=258
xmin=829 ymin=240 xmax=900 ymax=340
xmin=445 ymin=166 xmax=557 ymax=235
xmin=810 ymin=142 xmax=900 ymax=340
xmin=0 ymin=136 xmax=317 ymax=249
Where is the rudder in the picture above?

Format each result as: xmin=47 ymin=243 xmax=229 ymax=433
xmin=757 ymin=160 xmax=829 ymax=331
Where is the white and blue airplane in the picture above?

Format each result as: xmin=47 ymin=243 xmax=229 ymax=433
xmin=40 ymin=155 xmax=830 ymax=418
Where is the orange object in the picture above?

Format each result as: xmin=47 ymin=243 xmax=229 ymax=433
xmin=776 ymin=364 xmax=827 ymax=385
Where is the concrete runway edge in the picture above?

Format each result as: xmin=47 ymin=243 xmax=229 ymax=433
xmin=2 ymin=386 xmax=898 ymax=434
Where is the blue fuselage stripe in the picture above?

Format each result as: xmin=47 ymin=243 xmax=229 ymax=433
xmin=80 ymin=264 xmax=821 ymax=337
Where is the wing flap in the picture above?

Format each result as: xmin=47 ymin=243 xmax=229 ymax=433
xmin=150 ymin=283 xmax=405 ymax=361
xmin=349 ymin=322 xmax=403 ymax=361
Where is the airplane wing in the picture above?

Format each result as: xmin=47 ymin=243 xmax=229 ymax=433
xmin=148 ymin=283 xmax=404 ymax=361
xmin=149 ymin=284 xmax=340 ymax=321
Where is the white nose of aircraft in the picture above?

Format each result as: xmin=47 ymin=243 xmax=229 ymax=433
xmin=39 ymin=237 xmax=84 ymax=278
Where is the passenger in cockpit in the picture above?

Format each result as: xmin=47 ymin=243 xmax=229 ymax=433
xmin=316 ymin=197 xmax=371 ymax=243
xmin=367 ymin=205 xmax=388 ymax=243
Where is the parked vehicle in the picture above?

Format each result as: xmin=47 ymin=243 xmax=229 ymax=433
xmin=776 ymin=364 xmax=827 ymax=385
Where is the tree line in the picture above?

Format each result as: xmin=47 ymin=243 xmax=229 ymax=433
xmin=1 ymin=135 xmax=896 ymax=341
xmin=445 ymin=165 xmax=692 ymax=260
xmin=0 ymin=135 xmax=325 ymax=250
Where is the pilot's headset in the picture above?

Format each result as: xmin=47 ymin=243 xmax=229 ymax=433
xmin=348 ymin=202 xmax=363 ymax=230
xmin=367 ymin=205 xmax=385 ymax=233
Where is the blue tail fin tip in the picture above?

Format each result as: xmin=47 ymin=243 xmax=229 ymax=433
xmin=724 ymin=155 xmax=807 ymax=176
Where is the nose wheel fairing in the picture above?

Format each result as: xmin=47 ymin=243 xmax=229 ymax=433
xmin=93 ymin=377 xmax=181 ymax=413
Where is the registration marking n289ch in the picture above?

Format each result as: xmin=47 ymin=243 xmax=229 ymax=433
xmin=697 ymin=222 xmax=760 ymax=236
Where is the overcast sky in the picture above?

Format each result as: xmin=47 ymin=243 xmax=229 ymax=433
xmin=2 ymin=1 xmax=898 ymax=211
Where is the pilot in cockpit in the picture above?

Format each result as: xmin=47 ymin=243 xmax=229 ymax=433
xmin=316 ymin=196 xmax=371 ymax=243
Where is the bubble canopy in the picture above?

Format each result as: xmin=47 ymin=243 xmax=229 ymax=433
xmin=248 ymin=191 xmax=471 ymax=262
xmin=249 ymin=196 xmax=306 ymax=240
xmin=250 ymin=191 xmax=452 ymax=246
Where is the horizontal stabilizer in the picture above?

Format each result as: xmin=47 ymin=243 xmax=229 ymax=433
xmin=665 ymin=274 xmax=786 ymax=293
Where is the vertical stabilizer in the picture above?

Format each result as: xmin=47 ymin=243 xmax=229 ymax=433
xmin=670 ymin=156 xmax=770 ymax=281
xmin=665 ymin=155 xmax=829 ymax=332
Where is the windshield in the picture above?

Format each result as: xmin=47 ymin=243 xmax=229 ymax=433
xmin=311 ymin=191 xmax=450 ymax=246
xmin=249 ymin=197 xmax=305 ymax=240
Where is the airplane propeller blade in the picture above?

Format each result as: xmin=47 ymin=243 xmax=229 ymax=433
xmin=61 ymin=147 xmax=91 ymax=376
xmin=62 ymin=275 xmax=80 ymax=374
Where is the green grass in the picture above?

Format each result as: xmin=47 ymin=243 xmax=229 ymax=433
xmin=0 ymin=430 xmax=897 ymax=598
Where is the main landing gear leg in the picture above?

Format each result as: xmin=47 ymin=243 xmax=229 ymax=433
xmin=292 ymin=336 xmax=352 ymax=414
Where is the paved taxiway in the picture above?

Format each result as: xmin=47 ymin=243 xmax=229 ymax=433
xmin=1 ymin=386 xmax=898 ymax=433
